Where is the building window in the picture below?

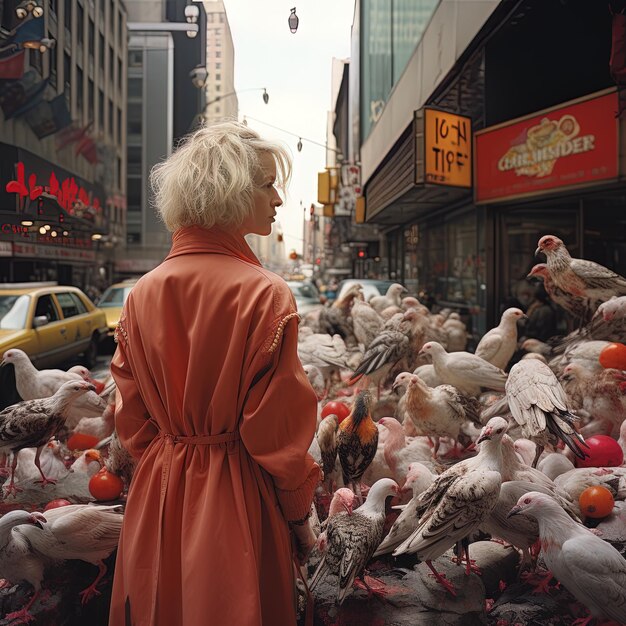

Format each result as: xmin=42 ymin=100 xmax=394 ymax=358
xmin=215 ymin=51 xmax=221 ymax=58
xmin=108 ymin=99 xmax=113 ymax=137
xmin=109 ymin=45 xmax=114 ymax=84
xmin=207 ymin=13 xmax=213 ymax=22
xmin=215 ymin=84 xmax=220 ymax=92
xmin=49 ymin=46 xmax=57 ymax=86
xmin=219 ymin=13 xmax=224 ymax=22
xmin=215 ymin=73 xmax=220 ymax=80
xmin=129 ymin=49 xmax=142 ymax=67
xmin=64 ymin=0 xmax=71 ymax=30
xmin=49 ymin=0 xmax=58 ymax=15
xmin=77 ymin=3 xmax=84 ymax=46
xmin=88 ymin=18 xmax=95 ymax=56
xmin=98 ymin=88 xmax=104 ymax=130
xmin=216 ymin=62 xmax=221 ymax=69
xmin=64 ymin=51 xmax=71 ymax=90
xmin=76 ymin=67 xmax=83 ymax=116
xmin=118 ymin=57 xmax=122 ymax=91
xmin=99 ymin=33 xmax=104 ymax=71
xmin=117 ymin=107 xmax=122 ymax=142
xmin=88 ymin=78 xmax=94 ymax=122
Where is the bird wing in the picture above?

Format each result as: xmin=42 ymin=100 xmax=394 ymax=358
xmin=570 ymin=258 xmax=626 ymax=289
xmin=475 ymin=331 xmax=503 ymax=363
xmin=444 ymin=352 xmax=508 ymax=390
xmin=506 ymin=361 xmax=568 ymax=435
xmin=352 ymin=330 xmax=408 ymax=377
xmin=337 ymin=428 xmax=378 ymax=483
xmin=438 ymin=385 xmax=482 ymax=426
xmin=394 ymin=469 xmax=501 ymax=558
xmin=555 ymin=534 xmax=626 ymax=624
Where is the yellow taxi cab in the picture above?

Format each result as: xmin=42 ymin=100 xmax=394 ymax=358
xmin=0 ymin=282 xmax=108 ymax=369
xmin=96 ymin=278 xmax=139 ymax=339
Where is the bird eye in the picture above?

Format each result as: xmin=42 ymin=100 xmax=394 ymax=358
xmin=524 ymin=497 xmax=531 ymax=504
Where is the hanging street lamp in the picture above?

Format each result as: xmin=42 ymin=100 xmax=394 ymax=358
xmin=288 ymin=7 xmax=299 ymax=34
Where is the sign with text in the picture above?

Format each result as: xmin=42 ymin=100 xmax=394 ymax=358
xmin=424 ymin=109 xmax=472 ymax=187
xmin=474 ymin=90 xmax=619 ymax=203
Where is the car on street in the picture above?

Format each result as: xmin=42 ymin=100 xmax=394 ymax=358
xmin=336 ymin=278 xmax=400 ymax=303
xmin=0 ymin=282 xmax=108 ymax=369
xmin=96 ymin=278 xmax=139 ymax=340
xmin=285 ymin=280 xmax=325 ymax=315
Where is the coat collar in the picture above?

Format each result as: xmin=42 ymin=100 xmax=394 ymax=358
xmin=165 ymin=225 xmax=262 ymax=267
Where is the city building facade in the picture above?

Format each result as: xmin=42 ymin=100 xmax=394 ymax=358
xmin=202 ymin=0 xmax=236 ymax=124
xmin=334 ymin=0 xmax=624 ymax=340
xmin=117 ymin=0 xmax=207 ymax=278
xmin=0 ymin=0 xmax=127 ymax=291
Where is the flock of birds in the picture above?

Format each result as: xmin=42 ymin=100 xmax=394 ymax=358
xmin=0 ymin=232 xmax=625 ymax=623
xmin=299 ymin=234 xmax=626 ymax=624
xmin=0 ymin=349 xmax=132 ymax=623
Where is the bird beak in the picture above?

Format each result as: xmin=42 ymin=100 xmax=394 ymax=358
xmin=30 ymin=512 xmax=47 ymax=529
xmin=392 ymin=381 xmax=399 ymax=392
xmin=86 ymin=383 xmax=96 ymax=392
xmin=507 ymin=505 xmax=522 ymax=518
xmin=476 ymin=428 xmax=492 ymax=444
xmin=521 ymin=314 xmax=528 ymax=320
xmin=534 ymin=246 xmax=543 ymax=257
xmin=342 ymin=502 xmax=353 ymax=515
xmin=401 ymin=287 xmax=408 ymax=293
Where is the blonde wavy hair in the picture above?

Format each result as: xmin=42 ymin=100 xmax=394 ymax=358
xmin=150 ymin=121 xmax=292 ymax=232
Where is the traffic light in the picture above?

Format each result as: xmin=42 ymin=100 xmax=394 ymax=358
xmin=315 ymin=257 xmax=321 ymax=265
xmin=357 ymin=250 xmax=366 ymax=259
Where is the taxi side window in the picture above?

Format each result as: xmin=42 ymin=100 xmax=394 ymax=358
xmin=56 ymin=292 xmax=80 ymax=318
xmin=69 ymin=293 xmax=88 ymax=315
xmin=35 ymin=295 xmax=60 ymax=322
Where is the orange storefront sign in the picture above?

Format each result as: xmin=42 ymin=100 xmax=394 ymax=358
xmin=474 ymin=89 xmax=619 ymax=203
xmin=424 ymin=108 xmax=472 ymax=187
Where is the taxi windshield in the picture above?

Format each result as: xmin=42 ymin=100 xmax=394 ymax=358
xmin=0 ymin=295 xmax=30 ymax=330
xmin=98 ymin=286 xmax=133 ymax=307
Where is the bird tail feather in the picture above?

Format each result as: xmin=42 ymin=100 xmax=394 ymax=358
xmin=546 ymin=412 xmax=589 ymax=460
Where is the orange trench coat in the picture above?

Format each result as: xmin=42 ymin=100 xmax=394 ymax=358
xmin=108 ymin=226 xmax=320 ymax=626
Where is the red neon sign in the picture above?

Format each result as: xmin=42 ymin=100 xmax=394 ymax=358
xmin=6 ymin=161 xmax=102 ymax=216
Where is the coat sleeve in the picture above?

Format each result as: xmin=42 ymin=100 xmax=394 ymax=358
xmin=239 ymin=314 xmax=321 ymax=522
xmin=110 ymin=318 xmax=158 ymax=460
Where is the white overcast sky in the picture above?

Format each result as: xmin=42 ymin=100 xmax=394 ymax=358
xmin=223 ymin=1 xmax=355 ymax=254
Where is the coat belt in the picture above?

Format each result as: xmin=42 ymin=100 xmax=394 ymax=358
xmin=150 ymin=429 xmax=241 ymax=623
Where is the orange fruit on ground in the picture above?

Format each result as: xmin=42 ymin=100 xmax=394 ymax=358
xmin=579 ymin=485 xmax=615 ymax=519
xmin=89 ymin=468 xmax=124 ymax=501
xmin=598 ymin=342 xmax=626 ymax=370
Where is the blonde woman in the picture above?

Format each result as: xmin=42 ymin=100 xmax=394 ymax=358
xmin=109 ymin=121 xmax=320 ymax=626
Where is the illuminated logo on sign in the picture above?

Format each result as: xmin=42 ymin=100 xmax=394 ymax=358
xmin=497 ymin=115 xmax=595 ymax=178
xmin=6 ymin=161 xmax=102 ymax=218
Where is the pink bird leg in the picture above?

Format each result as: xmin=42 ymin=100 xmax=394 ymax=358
xmin=79 ymin=561 xmax=108 ymax=605
xmin=4 ymin=452 xmax=23 ymax=498
xmin=33 ymin=445 xmax=57 ymax=488
xmin=426 ymin=560 xmax=457 ymax=596
xmin=4 ymin=589 xmax=42 ymax=624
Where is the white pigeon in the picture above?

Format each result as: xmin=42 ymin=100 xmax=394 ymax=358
xmin=351 ymin=297 xmax=384 ymax=349
xmin=369 ymin=284 xmax=407 ymax=314
xmin=15 ymin=503 xmax=124 ymax=604
xmin=392 ymin=417 xmax=508 ymax=595
xmin=412 ymin=363 xmax=442 ymax=387
xmin=373 ymin=462 xmax=437 ymax=557
xmin=2 ymin=348 xmax=83 ymax=399
xmin=419 ymin=341 xmax=507 ymax=397
xmin=308 ymin=478 xmax=400 ymax=604
xmin=0 ymin=510 xmax=47 ymax=624
xmin=537 ymin=453 xmax=576 ymax=481
xmin=505 ymin=358 xmax=588 ymax=466
xmin=475 ymin=308 xmax=526 ymax=370
xmin=73 ymin=387 xmax=117 ymax=440
xmin=508 ymin=491 xmax=626 ymax=624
